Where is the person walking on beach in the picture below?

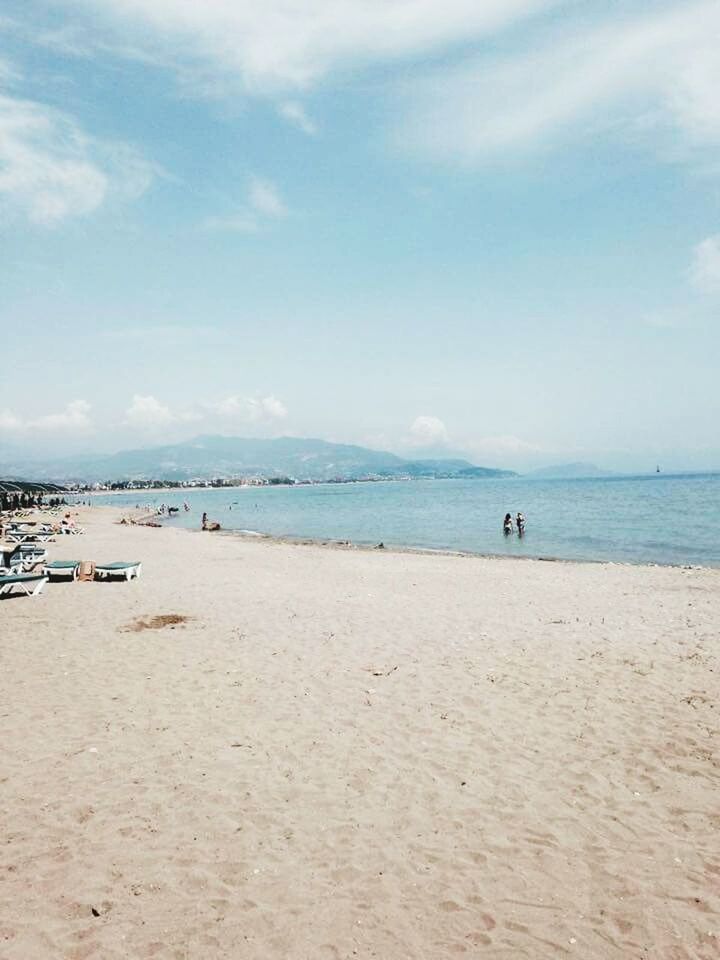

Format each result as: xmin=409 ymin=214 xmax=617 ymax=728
xmin=503 ymin=513 xmax=513 ymax=535
xmin=201 ymin=511 xmax=208 ymax=530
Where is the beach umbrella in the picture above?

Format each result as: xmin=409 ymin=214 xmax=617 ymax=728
xmin=0 ymin=479 xmax=68 ymax=494
xmin=0 ymin=481 xmax=24 ymax=494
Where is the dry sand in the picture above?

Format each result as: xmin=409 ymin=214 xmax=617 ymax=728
xmin=1 ymin=506 xmax=718 ymax=959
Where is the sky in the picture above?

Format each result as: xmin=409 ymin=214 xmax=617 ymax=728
xmin=1 ymin=0 xmax=719 ymax=473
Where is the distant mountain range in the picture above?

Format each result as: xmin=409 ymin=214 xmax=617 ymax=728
xmin=525 ymin=462 xmax=615 ymax=479
xmin=0 ymin=435 xmax=517 ymax=484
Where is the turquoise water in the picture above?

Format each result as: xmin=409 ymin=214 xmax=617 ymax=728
xmin=85 ymin=473 xmax=720 ymax=568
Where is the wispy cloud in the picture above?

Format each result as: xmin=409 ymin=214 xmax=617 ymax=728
xmin=0 ymin=409 xmax=23 ymax=431
xmin=248 ymin=176 xmax=287 ymax=217
xmin=689 ymin=234 xmax=720 ymax=293
xmin=0 ymin=84 xmax=157 ymax=226
xmin=278 ymin=101 xmax=317 ymax=135
xmin=397 ymin=1 xmax=720 ymax=165
xmin=55 ymin=0 xmax=554 ymax=93
xmin=25 ymin=1 xmax=720 ymax=181
xmin=204 ymin=175 xmax=287 ymax=232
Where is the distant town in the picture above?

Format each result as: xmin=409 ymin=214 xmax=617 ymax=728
xmin=66 ymin=475 xmax=405 ymax=493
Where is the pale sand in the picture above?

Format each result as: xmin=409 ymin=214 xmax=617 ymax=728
xmin=1 ymin=507 xmax=718 ymax=960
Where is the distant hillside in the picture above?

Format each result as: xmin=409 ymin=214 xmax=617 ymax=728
xmin=0 ymin=435 xmax=517 ymax=484
xmin=526 ymin=462 xmax=615 ymax=479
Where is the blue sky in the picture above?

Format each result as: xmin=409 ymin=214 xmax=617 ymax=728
xmin=1 ymin=0 xmax=719 ymax=472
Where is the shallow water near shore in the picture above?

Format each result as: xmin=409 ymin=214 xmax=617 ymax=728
xmin=85 ymin=472 xmax=720 ymax=567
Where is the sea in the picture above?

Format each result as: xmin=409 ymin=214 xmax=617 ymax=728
xmin=82 ymin=472 xmax=720 ymax=568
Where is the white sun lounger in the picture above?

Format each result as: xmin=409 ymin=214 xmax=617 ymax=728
xmin=0 ymin=573 xmax=48 ymax=597
xmin=4 ymin=531 xmax=55 ymax=544
xmin=95 ymin=562 xmax=142 ymax=581
xmin=0 ymin=558 xmax=23 ymax=576
xmin=44 ymin=560 xmax=81 ymax=581
xmin=7 ymin=545 xmax=49 ymax=571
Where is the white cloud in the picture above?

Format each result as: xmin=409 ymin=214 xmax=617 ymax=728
xmin=205 ymin=175 xmax=287 ymax=232
xmin=0 ymin=93 xmax=106 ymax=224
xmin=689 ymin=234 xmax=720 ymax=293
xmin=0 ymin=400 xmax=93 ymax=433
xmin=248 ymin=176 xmax=287 ymax=218
xmin=210 ymin=394 xmax=288 ymax=423
xmin=29 ymin=2 xmax=720 ymax=176
xmin=123 ymin=394 xmax=177 ymax=429
xmin=0 ymin=90 xmax=156 ymax=225
xmin=398 ymin=1 xmax=720 ymax=164
xmin=408 ymin=415 xmax=449 ymax=446
xmin=121 ymin=393 xmax=288 ymax=432
xmin=62 ymin=0 xmax=553 ymax=93
xmin=278 ymin=101 xmax=317 ymax=135
xmin=29 ymin=399 xmax=93 ymax=431
xmin=255 ymin=395 xmax=288 ymax=420
xmin=0 ymin=409 xmax=23 ymax=431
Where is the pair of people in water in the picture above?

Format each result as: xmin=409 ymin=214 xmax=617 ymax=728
xmin=504 ymin=512 xmax=525 ymax=535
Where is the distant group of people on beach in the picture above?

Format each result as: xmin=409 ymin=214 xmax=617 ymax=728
xmin=504 ymin=512 xmax=526 ymax=536
xmin=153 ymin=502 xmax=191 ymax=517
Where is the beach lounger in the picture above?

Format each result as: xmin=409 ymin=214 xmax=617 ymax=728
xmin=14 ymin=543 xmax=48 ymax=557
xmin=0 ymin=573 xmax=48 ymax=597
xmin=95 ymin=562 xmax=142 ymax=581
xmin=4 ymin=531 xmax=54 ymax=544
xmin=1 ymin=547 xmax=42 ymax=572
xmin=12 ymin=548 xmax=48 ymax=572
xmin=44 ymin=560 xmax=81 ymax=581
xmin=4 ymin=523 xmax=53 ymax=535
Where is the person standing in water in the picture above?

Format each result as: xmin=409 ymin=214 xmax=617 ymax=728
xmin=516 ymin=512 xmax=526 ymax=535
xmin=201 ymin=511 xmax=208 ymax=530
xmin=503 ymin=513 xmax=513 ymax=535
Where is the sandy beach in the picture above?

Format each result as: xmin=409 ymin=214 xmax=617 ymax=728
xmin=1 ymin=506 xmax=718 ymax=959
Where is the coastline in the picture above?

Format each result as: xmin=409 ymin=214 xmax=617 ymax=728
xmin=3 ymin=505 xmax=719 ymax=958
xmin=76 ymin=472 xmax=720 ymax=569
xmin=214 ymin=527 xmax=708 ymax=569
xmin=142 ymin=512 xmax=709 ymax=571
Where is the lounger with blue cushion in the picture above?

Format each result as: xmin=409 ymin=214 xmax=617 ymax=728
xmin=44 ymin=560 xmax=81 ymax=581
xmin=0 ymin=573 xmax=48 ymax=597
xmin=95 ymin=562 xmax=142 ymax=581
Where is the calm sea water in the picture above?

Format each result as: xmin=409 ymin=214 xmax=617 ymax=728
xmin=83 ymin=473 xmax=720 ymax=568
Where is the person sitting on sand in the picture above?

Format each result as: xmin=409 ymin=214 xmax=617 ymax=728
xmin=503 ymin=513 xmax=513 ymax=535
